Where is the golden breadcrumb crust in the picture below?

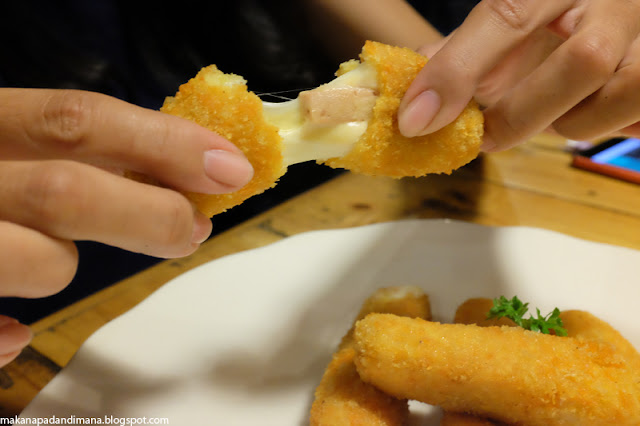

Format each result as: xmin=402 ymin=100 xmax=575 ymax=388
xmin=455 ymin=299 xmax=640 ymax=380
xmin=310 ymin=287 xmax=431 ymax=426
xmin=354 ymin=314 xmax=640 ymax=425
xmin=324 ymin=41 xmax=484 ymax=177
xmin=560 ymin=310 xmax=640 ymax=380
xmin=449 ymin=298 xmax=640 ymax=425
xmin=309 ymin=347 xmax=409 ymax=426
xmin=339 ymin=286 xmax=432 ymax=350
xmin=161 ymin=66 xmax=285 ymax=217
xmin=152 ymin=42 xmax=483 ymax=217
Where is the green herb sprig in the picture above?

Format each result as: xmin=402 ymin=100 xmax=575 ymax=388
xmin=487 ymin=296 xmax=568 ymax=336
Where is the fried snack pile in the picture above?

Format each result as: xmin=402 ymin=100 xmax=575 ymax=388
xmin=309 ymin=286 xmax=431 ymax=426
xmin=313 ymin=293 xmax=640 ymax=425
xmin=156 ymin=41 xmax=484 ymax=217
xmin=355 ymin=314 xmax=640 ymax=424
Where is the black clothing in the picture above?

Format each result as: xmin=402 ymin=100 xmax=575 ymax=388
xmin=0 ymin=0 xmax=479 ymax=323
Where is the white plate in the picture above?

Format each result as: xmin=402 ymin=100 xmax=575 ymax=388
xmin=22 ymin=219 xmax=640 ymax=425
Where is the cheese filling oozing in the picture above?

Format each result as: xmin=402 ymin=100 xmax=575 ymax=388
xmin=262 ymin=63 xmax=378 ymax=166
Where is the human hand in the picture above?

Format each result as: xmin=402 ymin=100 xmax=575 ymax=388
xmin=0 ymin=88 xmax=254 ymax=364
xmin=398 ymin=0 xmax=640 ymax=151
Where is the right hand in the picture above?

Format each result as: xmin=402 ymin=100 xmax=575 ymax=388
xmin=398 ymin=0 xmax=640 ymax=151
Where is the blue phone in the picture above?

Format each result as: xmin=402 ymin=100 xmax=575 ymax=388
xmin=572 ymin=138 xmax=640 ymax=184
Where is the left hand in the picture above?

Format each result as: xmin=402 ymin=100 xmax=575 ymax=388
xmin=0 ymin=315 xmax=31 ymax=367
xmin=0 ymin=88 xmax=254 ymax=366
xmin=398 ymin=0 xmax=640 ymax=152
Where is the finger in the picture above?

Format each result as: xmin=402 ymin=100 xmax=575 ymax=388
xmin=0 ymin=89 xmax=254 ymax=194
xmin=0 ymin=315 xmax=32 ymax=368
xmin=474 ymin=28 xmax=563 ymax=107
xmin=619 ymin=122 xmax=640 ymax=138
xmin=416 ymin=34 xmax=451 ymax=59
xmin=398 ymin=0 xmax=575 ymax=137
xmin=0 ymin=160 xmax=212 ymax=258
xmin=546 ymin=2 xmax=588 ymax=40
xmin=419 ymin=29 xmax=561 ymax=109
xmin=483 ymin=0 xmax=640 ymax=151
xmin=0 ymin=221 xmax=78 ymax=298
xmin=553 ymin=39 xmax=640 ymax=140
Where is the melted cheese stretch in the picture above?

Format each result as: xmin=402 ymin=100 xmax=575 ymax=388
xmin=262 ymin=63 xmax=378 ymax=166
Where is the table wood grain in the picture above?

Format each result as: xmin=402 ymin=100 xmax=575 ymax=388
xmin=1 ymin=133 xmax=639 ymax=416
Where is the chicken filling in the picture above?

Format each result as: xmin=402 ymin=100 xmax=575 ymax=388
xmin=262 ymin=62 xmax=379 ymax=166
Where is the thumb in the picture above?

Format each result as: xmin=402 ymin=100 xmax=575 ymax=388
xmin=398 ymin=35 xmax=475 ymax=138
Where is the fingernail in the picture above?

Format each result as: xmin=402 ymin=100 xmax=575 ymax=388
xmin=191 ymin=213 xmax=212 ymax=244
xmin=398 ymin=90 xmax=441 ymax=137
xmin=203 ymin=150 xmax=254 ymax=190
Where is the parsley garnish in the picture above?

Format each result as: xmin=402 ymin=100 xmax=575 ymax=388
xmin=487 ymin=296 xmax=568 ymax=336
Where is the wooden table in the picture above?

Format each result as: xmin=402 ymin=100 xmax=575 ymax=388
xmin=1 ymin=134 xmax=639 ymax=416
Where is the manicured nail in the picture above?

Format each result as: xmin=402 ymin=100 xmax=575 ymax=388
xmin=398 ymin=89 xmax=441 ymax=137
xmin=204 ymin=150 xmax=254 ymax=191
xmin=191 ymin=213 xmax=212 ymax=244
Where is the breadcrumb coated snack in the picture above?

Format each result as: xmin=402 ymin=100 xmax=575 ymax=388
xmin=153 ymin=41 xmax=483 ymax=217
xmin=309 ymin=286 xmax=431 ymax=426
xmin=160 ymin=66 xmax=286 ymax=217
xmin=324 ymin=41 xmax=483 ymax=177
xmin=560 ymin=309 xmax=640 ymax=382
xmin=353 ymin=314 xmax=640 ymax=425
xmin=310 ymin=347 xmax=409 ymax=426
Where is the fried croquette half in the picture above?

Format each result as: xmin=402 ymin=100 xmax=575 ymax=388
xmin=161 ymin=66 xmax=286 ymax=217
xmin=324 ymin=41 xmax=483 ymax=177
xmin=310 ymin=286 xmax=431 ymax=426
xmin=353 ymin=314 xmax=640 ymax=425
